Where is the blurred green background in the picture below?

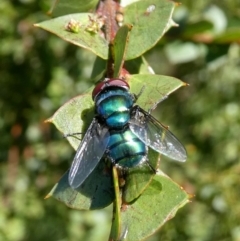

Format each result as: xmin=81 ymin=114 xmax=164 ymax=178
xmin=1 ymin=0 xmax=240 ymax=240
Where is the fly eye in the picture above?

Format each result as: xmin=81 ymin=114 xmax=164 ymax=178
xmin=92 ymin=78 xmax=130 ymax=100
xmin=92 ymin=82 xmax=105 ymax=100
xmin=107 ymin=79 xmax=130 ymax=89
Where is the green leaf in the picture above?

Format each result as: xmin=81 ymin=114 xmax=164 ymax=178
xmin=119 ymin=171 xmax=189 ymax=241
xmin=47 ymin=90 xmax=94 ymax=150
xmin=127 ymin=74 xmax=186 ymax=110
xmin=48 ymin=0 xmax=99 ymax=17
xmin=124 ymin=0 xmax=177 ymax=60
xmin=34 ymin=14 xmax=108 ymax=59
xmin=113 ymin=24 xmax=132 ymax=77
xmin=46 ymin=162 xmax=114 ymax=210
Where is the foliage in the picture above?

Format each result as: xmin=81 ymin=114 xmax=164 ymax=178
xmin=34 ymin=1 xmax=189 ymax=239
xmin=0 ymin=0 xmax=240 ymax=241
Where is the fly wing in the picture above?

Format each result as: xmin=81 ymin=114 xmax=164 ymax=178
xmin=68 ymin=118 xmax=110 ymax=189
xmin=129 ymin=106 xmax=187 ymax=162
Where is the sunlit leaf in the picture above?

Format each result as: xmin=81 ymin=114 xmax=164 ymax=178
xmin=47 ymin=90 xmax=94 ymax=150
xmin=127 ymin=74 xmax=187 ymax=110
xmin=124 ymin=0 xmax=177 ymax=60
xmin=39 ymin=0 xmax=177 ymax=60
xmin=119 ymin=171 xmax=189 ymax=241
xmin=34 ymin=14 xmax=108 ymax=59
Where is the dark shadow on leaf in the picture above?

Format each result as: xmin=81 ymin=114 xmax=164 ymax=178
xmin=80 ymin=106 xmax=95 ymax=132
xmin=52 ymin=160 xmax=114 ymax=210
xmin=125 ymin=57 xmax=144 ymax=74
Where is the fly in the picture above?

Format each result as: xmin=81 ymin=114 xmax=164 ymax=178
xmin=68 ymin=78 xmax=187 ymax=189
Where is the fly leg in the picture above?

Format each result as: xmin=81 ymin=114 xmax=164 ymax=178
xmin=133 ymin=85 xmax=146 ymax=102
xmin=63 ymin=132 xmax=83 ymax=141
